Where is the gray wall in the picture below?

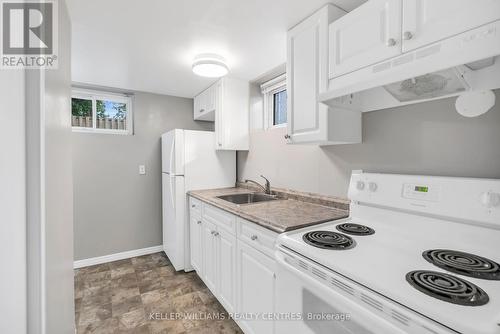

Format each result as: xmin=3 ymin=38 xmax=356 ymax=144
xmin=238 ymin=88 xmax=500 ymax=198
xmin=73 ymin=92 xmax=213 ymax=260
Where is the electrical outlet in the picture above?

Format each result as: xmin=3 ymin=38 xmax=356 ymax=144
xmin=139 ymin=165 xmax=146 ymax=175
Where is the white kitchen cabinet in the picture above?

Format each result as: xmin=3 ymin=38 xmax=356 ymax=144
xmin=236 ymin=240 xmax=276 ymax=334
xmin=189 ymin=199 xmax=280 ymax=332
xmin=196 ymin=201 xmax=237 ymax=313
xmin=193 ymin=84 xmax=217 ymax=121
xmin=214 ymin=77 xmax=249 ymax=151
xmin=329 ymin=0 xmax=402 ymax=78
xmin=401 ymin=0 xmax=500 ymax=52
xmin=189 ymin=214 xmax=203 ymax=274
xmin=202 ymin=218 xmax=218 ymax=293
xmin=194 ymin=77 xmax=249 ymax=150
xmin=216 ymin=228 xmax=237 ymax=313
xmin=286 ymin=5 xmax=360 ymax=145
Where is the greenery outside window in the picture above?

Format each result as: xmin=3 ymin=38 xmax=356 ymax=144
xmin=261 ymin=74 xmax=287 ymax=129
xmin=72 ymin=88 xmax=133 ymax=135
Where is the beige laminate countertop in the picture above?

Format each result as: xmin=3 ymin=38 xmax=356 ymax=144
xmin=188 ymin=187 xmax=349 ymax=233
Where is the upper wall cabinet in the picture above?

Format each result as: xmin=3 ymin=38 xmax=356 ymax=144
xmin=329 ymin=0 xmax=402 ymax=78
xmin=401 ymin=0 xmax=500 ymax=52
xmin=328 ymin=0 xmax=500 ymax=79
xmin=214 ymin=77 xmax=249 ymax=151
xmin=194 ymin=77 xmax=249 ymax=151
xmin=286 ymin=4 xmax=361 ymax=145
xmin=193 ymin=84 xmax=217 ymax=121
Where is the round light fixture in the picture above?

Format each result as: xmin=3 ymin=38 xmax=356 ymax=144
xmin=192 ymin=54 xmax=229 ymax=78
xmin=455 ymin=90 xmax=495 ymax=117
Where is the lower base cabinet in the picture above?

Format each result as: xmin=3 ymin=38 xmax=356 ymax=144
xmin=189 ymin=214 xmax=203 ymax=273
xmin=217 ymin=228 xmax=237 ymax=313
xmin=202 ymin=219 xmax=218 ymax=293
xmin=236 ymin=240 xmax=276 ymax=334
xmin=189 ymin=197 xmax=278 ymax=334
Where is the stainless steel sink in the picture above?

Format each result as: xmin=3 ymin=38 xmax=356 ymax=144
xmin=216 ymin=193 xmax=278 ymax=205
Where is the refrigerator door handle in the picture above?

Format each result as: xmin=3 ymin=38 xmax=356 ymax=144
xmin=169 ymin=176 xmax=175 ymax=210
xmin=169 ymin=137 xmax=176 ymax=174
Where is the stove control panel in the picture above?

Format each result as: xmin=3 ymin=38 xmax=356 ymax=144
xmin=349 ymin=172 xmax=500 ymax=227
xmin=402 ymin=183 xmax=440 ymax=202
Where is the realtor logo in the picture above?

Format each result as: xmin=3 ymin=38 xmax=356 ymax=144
xmin=1 ymin=0 xmax=58 ymax=68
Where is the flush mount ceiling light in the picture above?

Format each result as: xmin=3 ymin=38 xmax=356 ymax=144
xmin=192 ymin=54 xmax=229 ymax=78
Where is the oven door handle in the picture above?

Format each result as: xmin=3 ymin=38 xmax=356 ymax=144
xmin=275 ymin=249 xmax=409 ymax=334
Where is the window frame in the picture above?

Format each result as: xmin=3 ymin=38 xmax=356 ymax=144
xmin=71 ymin=88 xmax=134 ymax=135
xmin=261 ymin=73 xmax=287 ymax=130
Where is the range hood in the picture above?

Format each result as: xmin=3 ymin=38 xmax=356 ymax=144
xmin=319 ymin=20 xmax=500 ymax=112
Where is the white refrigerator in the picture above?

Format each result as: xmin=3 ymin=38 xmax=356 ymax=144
xmin=161 ymin=129 xmax=235 ymax=271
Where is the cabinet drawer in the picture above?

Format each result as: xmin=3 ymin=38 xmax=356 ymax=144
xmin=203 ymin=203 xmax=236 ymax=235
xmin=189 ymin=197 xmax=202 ymax=216
xmin=237 ymin=218 xmax=278 ymax=258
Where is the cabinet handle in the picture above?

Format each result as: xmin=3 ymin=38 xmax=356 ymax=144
xmin=218 ymin=143 xmax=222 ymax=146
xmin=197 ymin=220 xmax=202 ymax=225
xmin=284 ymin=134 xmax=291 ymax=140
xmin=403 ymin=31 xmax=413 ymax=40
xmin=211 ymin=230 xmax=215 ymax=235
xmin=386 ymin=38 xmax=396 ymax=47
xmin=199 ymin=109 xmax=205 ymax=113
xmin=213 ymin=232 xmax=219 ymax=237
xmin=250 ymin=235 xmax=258 ymax=241
xmin=191 ymin=204 xmax=195 ymax=208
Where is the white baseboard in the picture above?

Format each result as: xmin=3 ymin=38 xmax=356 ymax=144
xmin=74 ymin=245 xmax=163 ymax=269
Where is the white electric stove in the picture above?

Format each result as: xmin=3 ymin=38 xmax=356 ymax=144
xmin=275 ymin=172 xmax=500 ymax=334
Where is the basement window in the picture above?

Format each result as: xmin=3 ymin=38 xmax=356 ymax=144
xmin=71 ymin=88 xmax=133 ymax=135
xmin=261 ymin=74 xmax=287 ymax=129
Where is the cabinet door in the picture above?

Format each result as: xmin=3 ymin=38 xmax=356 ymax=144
xmin=329 ymin=0 xmax=402 ymax=78
xmin=193 ymin=91 xmax=206 ymax=119
xmin=206 ymin=84 xmax=216 ymax=113
xmin=214 ymin=80 xmax=225 ymax=149
xmin=286 ymin=6 xmax=330 ymax=144
xmin=202 ymin=219 xmax=217 ymax=293
xmin=193 ymin=95 xmax=200 ymax=120
xmin=237 ymin=241 xmax=275 ymax=334
xmin=216 ymin=229 xmax=237 ymax=313
xmin=402 ymin=0 xmax=500 ymax=52
xmin=189 ymin=214 xmax=203 ymax=274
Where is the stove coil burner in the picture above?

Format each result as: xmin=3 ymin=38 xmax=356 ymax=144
xmin=406 ymin=270 xmax=489 ymax=306
xmin=423 ymin=249 xmax=500 ymax=280
xmin=336 ymin=223 xmax=375 ymax=236
xmin=302 ymin=231 xmax=355 ymax=250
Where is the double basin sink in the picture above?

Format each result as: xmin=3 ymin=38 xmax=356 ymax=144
xmin=216 ymin=192 xmax=278 ymax=205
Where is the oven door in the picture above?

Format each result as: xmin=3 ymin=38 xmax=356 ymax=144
xmin=275 ymin=248 xmax=408 ymax=334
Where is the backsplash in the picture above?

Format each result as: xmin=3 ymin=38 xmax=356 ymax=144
xmin=238 ymin=87 xmax=500 ymax=198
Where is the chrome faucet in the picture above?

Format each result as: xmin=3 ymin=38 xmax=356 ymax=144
xmin=244 ymin=175 xmax=272 ymax=194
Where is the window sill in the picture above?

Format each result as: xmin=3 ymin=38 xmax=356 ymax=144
xmin=72 ymin=127 xmax=132 ymax=135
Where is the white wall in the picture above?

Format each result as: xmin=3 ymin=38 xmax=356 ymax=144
xmin=24 ymin=1 xmax=75 ymax=333
xmin=238 ymin=86 xmax=500 ymax=197
xmin=44 ymin=1 xmax=75 ymax=331
xmin=0 ymin=71 xmax=27 ymax=334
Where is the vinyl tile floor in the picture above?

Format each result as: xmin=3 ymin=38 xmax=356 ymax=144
xmin=74 ymin=252 xmax=243 ymax=334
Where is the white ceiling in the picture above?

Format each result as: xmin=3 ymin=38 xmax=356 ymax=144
xmin=66 ymin=0 xmax=365 ymax=98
